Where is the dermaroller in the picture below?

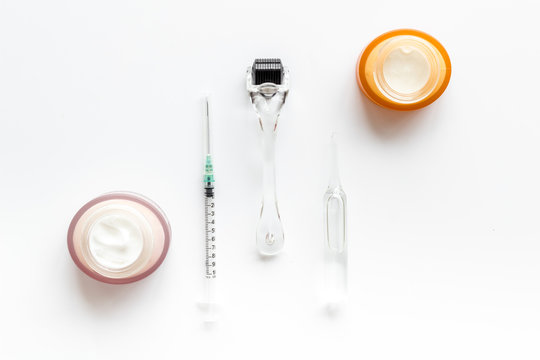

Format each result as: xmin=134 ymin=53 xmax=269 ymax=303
xmin=247 ymin=58 xmax=289 ymax=256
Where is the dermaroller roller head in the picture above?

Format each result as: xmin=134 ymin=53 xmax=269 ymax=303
xmin=247 ymin=58 xmax=289 ymax=255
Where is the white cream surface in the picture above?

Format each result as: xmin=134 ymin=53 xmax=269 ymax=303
xmin=88 ymin=214 xmax=144 ymax=270
xmin=383 ymin=46 xmax=430 ymax=94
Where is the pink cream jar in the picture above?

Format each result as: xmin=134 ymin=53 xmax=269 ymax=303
xmin=67 ymin=192 xmax=171 ymax=284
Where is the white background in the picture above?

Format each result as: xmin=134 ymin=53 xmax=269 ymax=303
xmin=0 ymin=0 xmax=539 ymax=359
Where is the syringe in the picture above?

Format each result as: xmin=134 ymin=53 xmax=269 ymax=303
xmin=202 ymin=97 xmax=217 ymax=322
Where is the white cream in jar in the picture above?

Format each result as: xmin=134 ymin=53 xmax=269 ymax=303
xmin=382 ymin=45 xmax=431 ymax=95
xmin=88 ymin=212 xmax=145 ymax=270
xmin=68 ymin=192 xmax=171 ymax=284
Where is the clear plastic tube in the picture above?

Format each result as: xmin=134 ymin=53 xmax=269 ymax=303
xmin=323 ymin=134 xmax=348 ymax=305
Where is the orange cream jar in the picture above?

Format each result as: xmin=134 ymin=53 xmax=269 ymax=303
xmin=356 ymin=29 xmax=451 ymax=111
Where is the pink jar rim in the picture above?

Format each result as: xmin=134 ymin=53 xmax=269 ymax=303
xmin=67 ymin=192 xmax=171 ymax=284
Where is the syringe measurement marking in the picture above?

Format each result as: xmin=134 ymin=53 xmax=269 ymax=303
xmin=204 ymin=196 xmax=216 ymax=279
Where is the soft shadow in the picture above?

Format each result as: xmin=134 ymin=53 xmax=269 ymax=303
xmin=202 ymin=318 xmax=218 ymax=331
xmin=74 ymin=270 xmax=150 ymax=313
xmin=257 ymin=251 xmax=280 ymax=262
xmin=356 ymin=88 xmax=432 ymax=139
xmin=321 ymin=301 xmax=347 ymax=318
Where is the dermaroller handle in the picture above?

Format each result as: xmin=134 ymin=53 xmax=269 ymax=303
xmin=256 ymin=111 xmax=284 ymax=255
xmin=247 ymin=63 xmax=289 ymax=256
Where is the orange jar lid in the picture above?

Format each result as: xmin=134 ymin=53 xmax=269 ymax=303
xmin=356 ymin=29 xmax=451 ymax=111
